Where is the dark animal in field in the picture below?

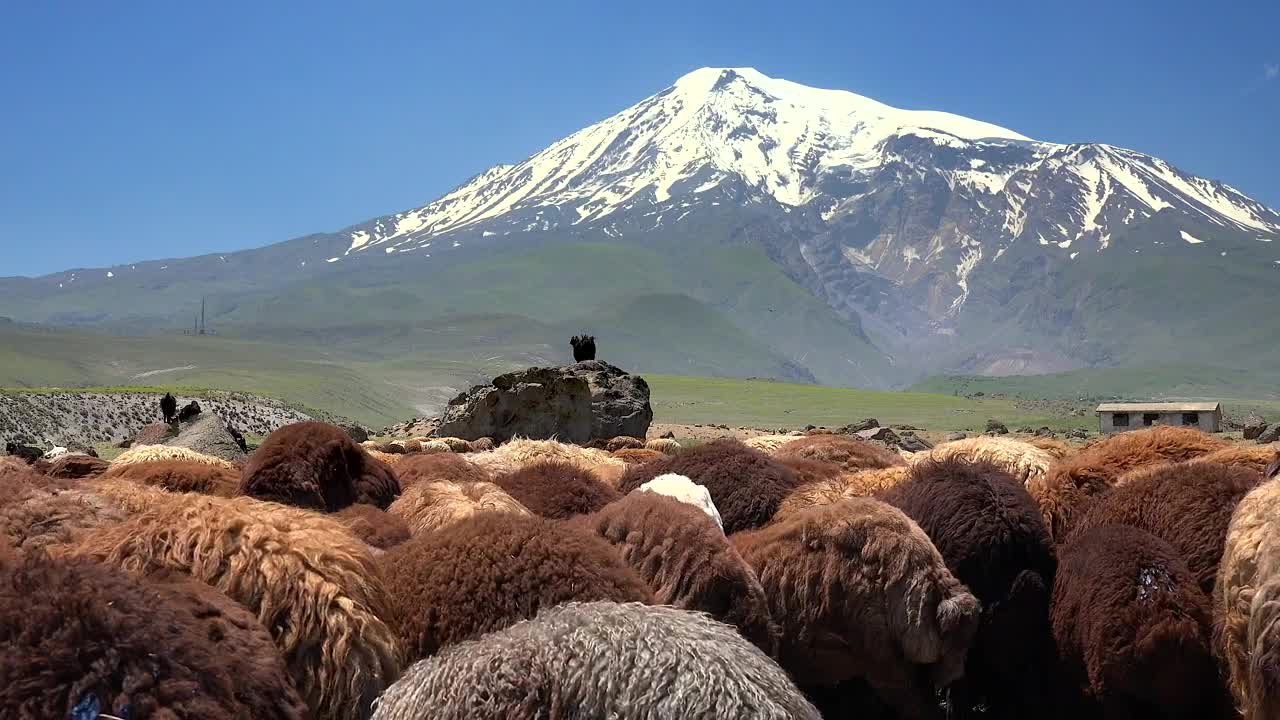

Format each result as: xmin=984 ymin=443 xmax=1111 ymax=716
xmin=369 ymin=602 xmax=821 ymax=720
xmin=0 ymin=552 xmax=307 ymax=719
xmin=176 ymin=400 xmax=202 ymax=422
xmin=4 ymin=441 xmax=41 ymax=464
xmin=572 ymin=490 xmax=777 ymax=654
xmin=160 ymin=391 xmax=177 ymax=424
xmin=570 ymin=334 xmax=596 ymax=362
xmin=619 ymin=439 xmax=803 ymax=533
xmin=880 ymin=457 xmax=1058 ymax=720
xmin=240 ymin=421 xmax=401 ymax=511
xmin=376 ymin=511 xmax=652 ymax=662
xmin=1051 ymin=525 xmax=1222 ymax=720
xmin=1070 ymin=460 xmax=1260 ymax=595
xmin=492 ymin=460 xmax=620 ymax=519
xmin=731 ymin=498 xmax=981 ymax=720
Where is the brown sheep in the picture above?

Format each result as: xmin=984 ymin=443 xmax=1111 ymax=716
xmin=879 ymin=457 xmax=1058 ymax=719
xmin=111 ymin=444 xmax=237 ymax=471
xmin=335 ymin=503 xmax=412 ymax=550
xmin=70 ymin=493 xmax=403 ymax=720
xmin=571 ymin=491 xmax=778 ymax=654
xmin=240 ymin=421 xmax=401 ymax=511
xmin=469 ymin=437 xmax=495 ymax=453
xmin=102 ymin=459 xmax=240 ymax=497
xmin=612 ymin=447 xmax=664 ymax=465
xmin=1024 ymin=435 xmax=1074 ymax=460
xmin=45 ymin=453 xmax=110 ymax=479
xmin=1198 ymin=444 xmax=1279 ymax=475
xmin=1052 ymin=525 xmax=1222 ymax=719
xmin=644 ymin=437 xmax=682 ymax=454
xmin=912 ymin=436 xmax=1055 ymax=484
xmin=1070 ymin=460 xmax=1260 ymax=596
xmin=0 ymin=484 xmax=129 ymax=552
xmin=386 ymin=480 xmax=530 ymax=536
xmin=774 ymin=434 xmax=907 ymax=473
xmin=492 ymin=460 xmax=620 ymax=519
xmin=376 ymin=511 xmax=653 ymax=662
xmin=468 ymin=438 xmax=627 ymax=488
xmin=775 ymin=456 xmax=845 ymax=486
xmin=774 ymin=466 xmax=911 ymax=523
xmin=1031 ymin=426 xmax=1228 ymax=543
xmin=395 ymin=452 xmax=491 ymax=488
xmin=1216 ymin=478 xmax=1280 ymax=717
xmin=731 ymin=498 xmax=981 ymax=720
xmin=619 ymin=440 xmax=804 ymax=533
xmin=0 ymin=552 xmax=306 ymax=719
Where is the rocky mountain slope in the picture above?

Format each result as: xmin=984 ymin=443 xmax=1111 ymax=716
xmin=3 ymin=67 xmax=1279 ymax=387
xmin=0 ymin=390 xmax=318 ymax=447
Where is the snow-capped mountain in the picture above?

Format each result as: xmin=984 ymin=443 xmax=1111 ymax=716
xmin=7 ymin=68 xmax=1280 ymax=384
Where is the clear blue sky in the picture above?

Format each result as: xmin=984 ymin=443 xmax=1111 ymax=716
xmin=2 ymin=0 xmax=1277 ymax=277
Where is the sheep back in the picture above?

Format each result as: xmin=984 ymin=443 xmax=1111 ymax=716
xmin=775 ymin=434 xmax=907 ymax=472
xmin=386 ymin=480 xmax=530 ymax=536
xmin=240 ymin=421 xmax=401 ymax=511
xmin=335 ymin=503 xmax=412 ymax=550
xmin=394 ymin=452 xmax=491 ymax=488
xmin=619 ymin=440 xmax=803 ymax=533
xmin=376 ymin=511 xmax=653 ymax=662
xmin=101 ymin=458 xmax=240 ymax=497
xmin=370 ymin=602 xmax=820 ymax=720
xmin=492 ymin=459 xmax=620 ymax=519
xmin=573 ymin=491 xmax=776 ymax=653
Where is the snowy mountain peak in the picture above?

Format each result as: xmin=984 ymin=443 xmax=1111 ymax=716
xmin=337 ymin=68 xmax=1280 ymax=260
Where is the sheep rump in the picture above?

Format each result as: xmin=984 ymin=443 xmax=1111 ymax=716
xmin=370 ymin=602 xmax=820 ymax=720
xmin=376 ymin=511 xmax=653 ymax=662
xmin=335 ymin=503 xmax=412 ymax=550
xmin=1071 ymin=460 xmax=1260 ymax=595
xmin=912 ymin=436 xmax=1055 ymax=484
xmin=572 ymin=491 xmax=775 ymax=653
xmin=1052 ymin=524 xmax=1221 ymax=719
xmin=112 ymin=444 xmax=238 ymax=471
xmin=491 ymin=460 xmax=620 ymax=519
xmin=620 ymin=440 xmax=803 ymax=533
xmin=775 ymin=434 xmax=907 ymax=473
xmin=101 ymin=458 xmax=240 ymax=497
xmin=773 ymin=466 xmax=910 ymax=522
xmin=395 ymin=452 xmax=491 ymax=488
xmin=386 ymin=480 xmax=530 ymax=536
xmin=0 ymin=552 xmax=306 ymax=719
xmin=69 ymin=492 xmax=403 ymax=720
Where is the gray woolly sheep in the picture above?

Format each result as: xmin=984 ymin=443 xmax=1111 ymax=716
xmin=369 ymin=602 xmax=820 ymax=720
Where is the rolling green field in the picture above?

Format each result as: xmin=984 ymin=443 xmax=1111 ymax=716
xmin=646 ymin=375 xmax=1093 ymax=432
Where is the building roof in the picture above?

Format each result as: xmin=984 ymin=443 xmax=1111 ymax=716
xmin=1095 ymin=402 xmax=1221 ymax=413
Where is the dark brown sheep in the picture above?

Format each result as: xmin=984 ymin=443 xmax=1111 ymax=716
xmin=0 ymin=485 xmax=129 ymax=552
xmin=240 ymin=421 xmax=401 ymax=511
xmin=0 ymin=552 xmax=306 ymax=719
xmin=1070 ymin=460 xmax=1260 ymax=596
xmin=492 ymin=460 xmax=620 ymax=519
xmin=775 ymin=456 xmax=846 ymax=486
xmin=334 ymin=503 xmax=412 ymax=550
xmin=376 ymin=511 xmax=653 ymax=662
xmin=394 ymin=452 xmax=491 ymax=488
xmin=103 ymin=459 xmax=240 ymax=497
xmin=571 ymin=491 xmax=778 ymax=654
xmin=880 ymin=457 xmax=1058 ymax=720
xmin=1051 ymin=525 xmax=1223 ymax=720
xmin=619 ymin=440 xmax=803 ymax=533
xmin=732 ymin=498 xmax=981 ymax=720
xmin=45 ymin=454 xmax=110 ymax=479
xmin=612 ymin=448 xmax=664 ymax=465
xmin=775 ymin=434 xmax=908 ymax=473
xmin=1032 ymin=426 xmax=1228 ymax=542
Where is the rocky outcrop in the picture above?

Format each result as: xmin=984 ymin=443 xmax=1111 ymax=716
xmin=433 ymin=367 xmax=594 ymax=444
xmin=1243 ymin=415 xmax=1268 ymax=441
xmin=562 ymin=361 xmax=653 ymax=440
xmin=166 ymin=413 xmax=247 ymax=463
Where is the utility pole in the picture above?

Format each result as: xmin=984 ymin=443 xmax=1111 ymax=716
xmin=200 ymin=297 xmax=207 ymax=335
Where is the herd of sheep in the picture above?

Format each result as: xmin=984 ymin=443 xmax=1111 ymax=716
xmin=2 ymin=419 xmax=1279 ymax=719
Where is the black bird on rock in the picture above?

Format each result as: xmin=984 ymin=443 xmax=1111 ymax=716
xmin=570 ymin=335 xmax=597 ymax=362
xmin=160 ymin=392 xmax=178 ymax=424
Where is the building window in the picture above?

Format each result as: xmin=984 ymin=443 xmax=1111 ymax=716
xmin=1143 ymin=413 xmax=1160 ymax=426
xmin=1183 ymin=413 xmax=1199 ymax=426
xmin=1113 ymin=413 xmax=1130 ymax=427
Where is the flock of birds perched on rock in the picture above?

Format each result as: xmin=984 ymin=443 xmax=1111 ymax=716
xmin=2 ymin=402 xmax=1280 ymax=719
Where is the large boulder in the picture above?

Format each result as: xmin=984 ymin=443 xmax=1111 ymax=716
xmin=165 ymin=413 xmax=247 ymax=462
xmin=433 ymin=367 xmax=594 ymax=444
xmin=562 ymin=361 xmax=653 ymax=440
xmin=1256 ymin=424 xmax=1280 ymax=445
xmin=1243 ymin=415 xmax=1268 ymax=441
